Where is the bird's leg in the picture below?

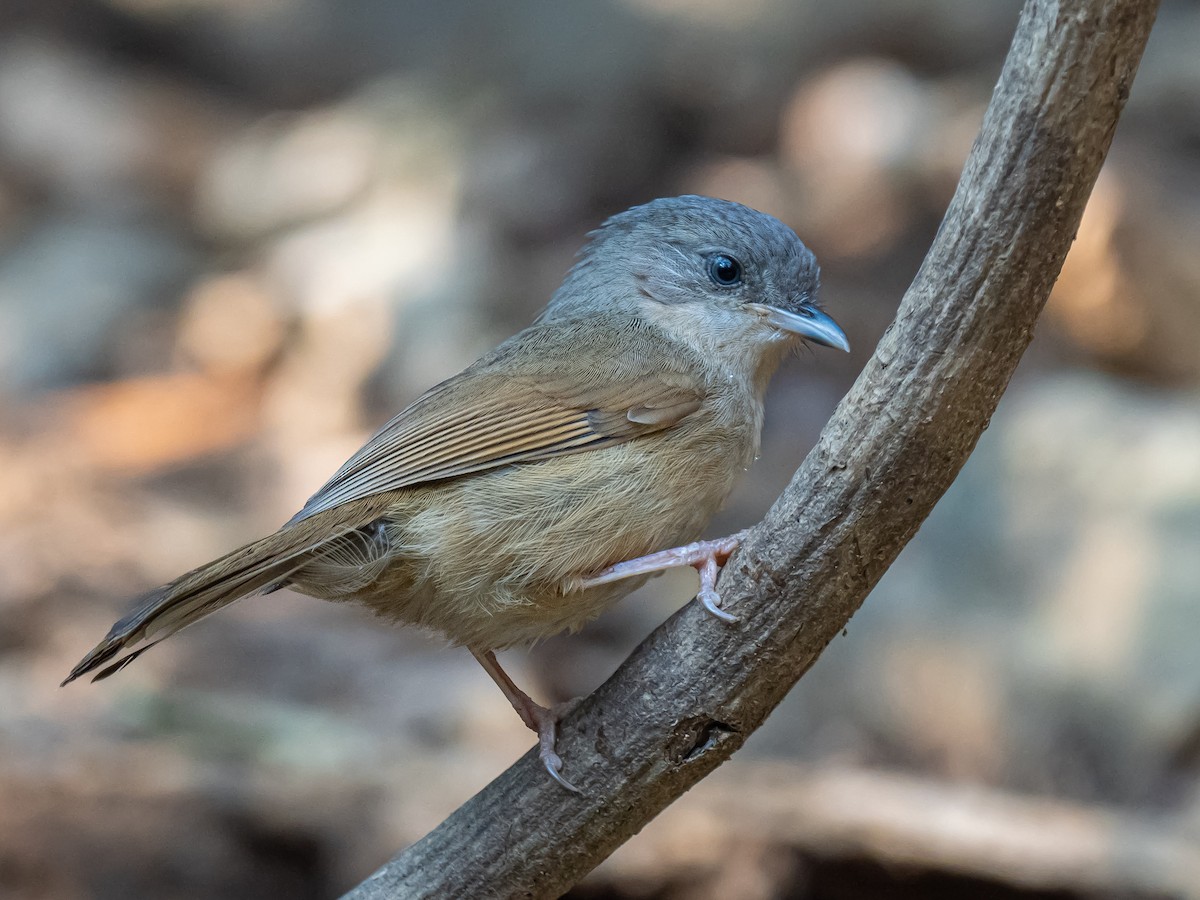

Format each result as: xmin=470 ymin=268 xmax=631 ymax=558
xmin=579 ymin=529 xmax=748 ymax=623
xmin=470 ymin=647 xmax=580 ymax=793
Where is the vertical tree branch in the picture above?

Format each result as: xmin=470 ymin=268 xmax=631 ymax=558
xmin=345 ymin=1 xmax=1159 ymax=896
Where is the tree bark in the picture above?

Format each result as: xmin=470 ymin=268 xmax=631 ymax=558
xmin=344 ymin=1 xmax=1160 ymax=896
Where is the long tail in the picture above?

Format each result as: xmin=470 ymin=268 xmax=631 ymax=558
xmin=62 ymin=522 xmax=349 ymax=685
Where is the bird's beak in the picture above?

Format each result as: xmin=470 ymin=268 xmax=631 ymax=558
xmin=748 ymin=302 xmax=850 ymax=352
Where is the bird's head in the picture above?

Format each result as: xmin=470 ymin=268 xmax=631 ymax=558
xmin=548 ymin=195 xmax=848 ymax=372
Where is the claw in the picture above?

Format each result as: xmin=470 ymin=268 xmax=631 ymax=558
xmin=543 ymin=698 xmax=586 ymax=790
xmin=535 ymin=706 xmax=581 ymax=793
xmin=544 ymin=756 xmax=578 ymax=791
xmin=697 ymin=556 xmax=738 ymax=622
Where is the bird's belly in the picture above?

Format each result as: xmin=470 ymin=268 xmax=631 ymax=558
xmin=338 ymin=427 xmax=750 ymax=648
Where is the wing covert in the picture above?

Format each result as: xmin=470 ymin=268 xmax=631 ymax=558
xmin=288 ymin=322 xmax=706 ymax=524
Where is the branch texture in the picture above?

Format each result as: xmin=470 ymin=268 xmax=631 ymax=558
xmin=347 ymin=1 xmax=1159 ymax=896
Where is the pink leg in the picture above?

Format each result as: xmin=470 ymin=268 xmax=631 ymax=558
xmin=579 ymin=530 xmax=748 ymax=623
xmin=470 ymin=647 xmax=580 ymax=793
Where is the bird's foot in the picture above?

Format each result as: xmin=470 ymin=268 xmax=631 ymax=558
xmin=580 ymin=530 xmax=748 ymax=622
xmin=470 ymin=648 xmax=582 ymax=793
xmin=529 ymin=700 xmax=581 ymax=793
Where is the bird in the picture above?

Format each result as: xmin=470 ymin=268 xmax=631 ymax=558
xmin=63 ymin=195 xmax=849 ymax=791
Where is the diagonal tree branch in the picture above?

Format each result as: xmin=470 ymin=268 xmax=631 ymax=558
xmin=345 ymin=1 xmax=1160 ymax=896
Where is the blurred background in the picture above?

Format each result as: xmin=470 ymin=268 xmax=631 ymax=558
xmin=1 ymin=0 xmax=1198 ymax=897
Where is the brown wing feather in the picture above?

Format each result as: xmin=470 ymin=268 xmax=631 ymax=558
xmin=289 ymin=317 xmax=706 ymax=523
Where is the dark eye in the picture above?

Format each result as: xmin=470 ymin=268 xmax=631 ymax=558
xmin=707 ymin=254 xmax=743 ymax=287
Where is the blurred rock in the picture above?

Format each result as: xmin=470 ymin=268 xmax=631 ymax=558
xmin=0 ymin=175 xmax=20 ymax=240
xmin=1049 ymin=153 xmax=1200 ymax=383
xmin=463 ymin=96 xmax=665 ymax=239
xmin=779 ymin=58 xmax=983 ymax=260
xmin=93 ymin=0 xmax=655 ymax=108
xmin=175 ymin=272 xmax=286 ymax=377
xmin=680 ymin=156 xmax=797 ymax=225
xmin=196 ymin=109 xmax=380 ymax=243
xmin=54 ymin=372 xmax=263 ymax=475
xmin=1122 ymin=2 xmax=1200 ymax=145
xmin=0 ymin=34 xmax=234 ymax=210
xmin=0 ymin=35 xmax=151 ymax=206
xmin=0 ymin=213 xmax=197 ymax=390
xmin=86 ymin=0 xmax=1026 ymax=112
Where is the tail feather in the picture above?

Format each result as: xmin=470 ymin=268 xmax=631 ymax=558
xmin=76 ymin=639 xmax=166 ymax=685
xmin=62 ymin=521 xmax=362 ymax=686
